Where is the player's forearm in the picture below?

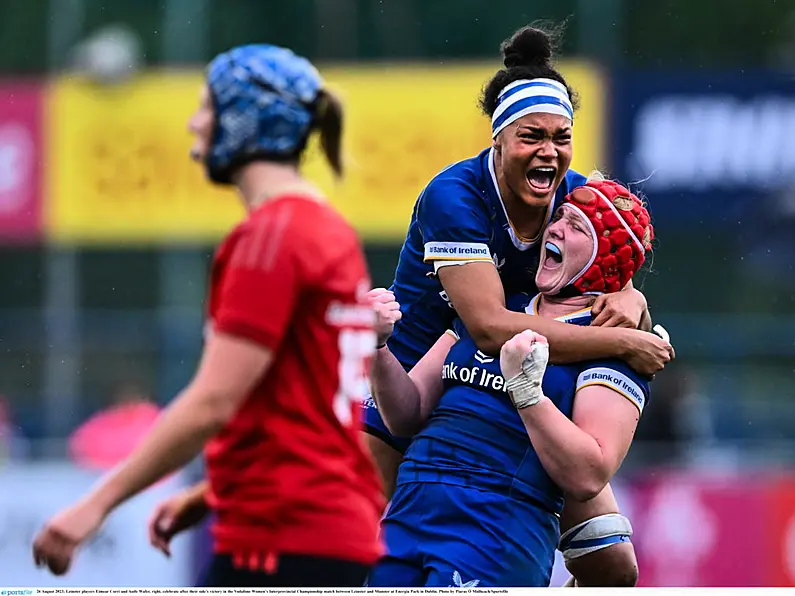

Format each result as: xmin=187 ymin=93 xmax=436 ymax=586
xmin=475 ymin=310 xmax=631 ymax=364
xmin=517 ymin=400 xmax=610 ymax=501
xmin=90 ymin=390 xmax=223 ymax=515
xmin=370 ymin=347 xmax=424 ymax=436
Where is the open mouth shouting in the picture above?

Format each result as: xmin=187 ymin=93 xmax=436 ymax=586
xmin=542 ymin=240 xmax=564 ymax=270
xmin=526 ymin=166 xmax=557 ymax=194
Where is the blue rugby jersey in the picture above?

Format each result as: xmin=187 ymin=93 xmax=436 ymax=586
xmin=387 ymin=148 xmax=585 ymax=369
xmin=363 ymin=148 xmax=586 ymax=452
xmin=397 ymin=293 xmax=652 ymax=514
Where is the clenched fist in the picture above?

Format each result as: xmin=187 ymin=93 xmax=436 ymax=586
xmin=33 ymin=498 xmax=107 ymax=576
xmin=365 ymin=288 xmax=402 ymax=348
xmin=500 ymin=330 xmax=550 ymax=410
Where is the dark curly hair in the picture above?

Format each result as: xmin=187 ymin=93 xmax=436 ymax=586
xmin=480 ymin=22 xmax=579 ymax=119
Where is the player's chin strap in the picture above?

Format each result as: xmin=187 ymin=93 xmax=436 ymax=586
xmin=558 ymin=513 xmax=634 ymax=561
xmin=505 ymin=342 xmax=549 ymax=409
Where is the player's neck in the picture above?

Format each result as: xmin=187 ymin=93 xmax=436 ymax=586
xmin=235 ymin=162 xmax=325 ymax=212
xmin=498 ymin=183 xmax=546 ymax=240
xmin=537 ymin=293 xmax=595 ymax=319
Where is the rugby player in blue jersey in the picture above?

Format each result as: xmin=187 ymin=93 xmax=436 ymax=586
xmin=365 ymin=179 xmax=658 ymax=587
xmin=362 ymin=24 xmax=672 ymax=587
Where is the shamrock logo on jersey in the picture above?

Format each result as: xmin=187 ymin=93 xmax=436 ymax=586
xmin=449 ymin=570 xmax=480 ymax=588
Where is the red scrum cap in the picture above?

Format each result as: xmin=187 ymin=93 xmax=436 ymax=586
xmin=562 ymin=179 xmax=653 ymax=294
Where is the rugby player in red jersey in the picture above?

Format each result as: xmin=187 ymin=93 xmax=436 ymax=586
xmin=32 ymin=44 xmax=384 ymax=587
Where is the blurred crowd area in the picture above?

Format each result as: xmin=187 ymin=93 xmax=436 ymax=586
xmin=1 ymin=0 xmax=795 ymax=586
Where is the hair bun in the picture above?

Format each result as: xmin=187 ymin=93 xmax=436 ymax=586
xmin=501 ymin=26 xmax=554 ymax=69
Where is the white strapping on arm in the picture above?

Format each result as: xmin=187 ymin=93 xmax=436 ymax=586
xmin=433 ymin=259 xmax=490 ymax=272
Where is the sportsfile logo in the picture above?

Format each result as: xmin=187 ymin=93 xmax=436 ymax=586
xmin=1 ymin=591 xmax=36 ymax=595
xmin=578 ymin=367 xmax=645 ymax=411
xmin=443 ymin=361 xmax=506 ymax=393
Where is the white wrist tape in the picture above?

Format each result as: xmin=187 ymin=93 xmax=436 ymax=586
xmin=505 ymin=342 xmax=549 ymax=409
xmin=506 ymin=372 xmax=543 ymax=409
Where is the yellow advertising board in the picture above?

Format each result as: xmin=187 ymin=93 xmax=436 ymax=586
xmin=46 ymin=62 xmax=604 ymax=244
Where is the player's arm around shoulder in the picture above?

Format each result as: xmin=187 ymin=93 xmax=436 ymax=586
xmin=591 ymin=279 xmax=651 ymax=330
xmin=416 ymin=176 xmax=513 ymax=355
xmin=414 ymin=175 xmax=502 ymax=345
xmin=438 ymin=262 xmax=666 ymax=373
xmin=443 ymin=264 xmax=671 ymax=375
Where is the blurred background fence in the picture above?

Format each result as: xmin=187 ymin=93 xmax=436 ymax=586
xmin=1 ymin=0 xmax=794 ymax=587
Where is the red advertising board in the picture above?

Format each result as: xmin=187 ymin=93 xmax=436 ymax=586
xmin=0 ymin=80 xmax=43 ymax=243
xmin=763 ymin=479 xmax=795 ymax=586
xmin=630 ymin=472 xmax=766 ymax=587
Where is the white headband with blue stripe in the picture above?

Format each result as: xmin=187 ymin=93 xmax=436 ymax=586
xmin=491 ymin=78 xmax=573 ymax=138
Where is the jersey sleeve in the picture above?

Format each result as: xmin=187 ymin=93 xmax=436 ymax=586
xmin=213 ymin=211 xmax=301 ymax=351
xmin=360 ymin=395 xmax=413 ymax=454
xmin=417 ymin=176 xmax=493 ymax=270
xmin=564 ymin=169 xmax=587 ymax=191
xmin=575 ymin=358 xmax=651 ymax=415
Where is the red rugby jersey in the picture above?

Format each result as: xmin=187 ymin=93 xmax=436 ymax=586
xmin=204 ymin=192 xmax=385 ymax=566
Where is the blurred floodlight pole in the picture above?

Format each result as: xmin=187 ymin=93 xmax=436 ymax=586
xmin=43 ymin=0 xmax=86 ymax=442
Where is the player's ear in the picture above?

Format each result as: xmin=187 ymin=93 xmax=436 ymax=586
xmin=491 ymin=134 xmax=500 ymax=152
